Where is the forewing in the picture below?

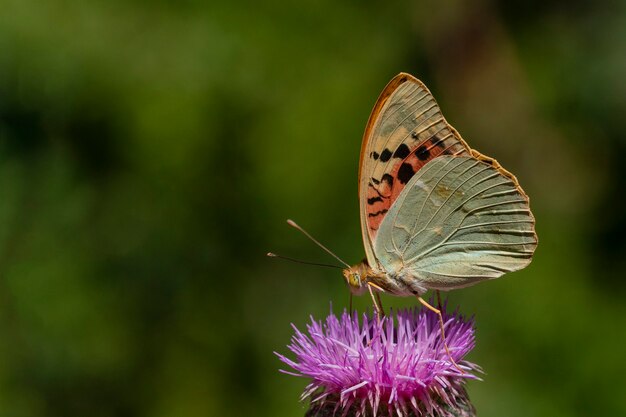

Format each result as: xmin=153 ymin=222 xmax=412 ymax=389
xmin=359 ymin=73 xmax=470 ymax=267
xmin=374 ymin=155 xmax=537 ymax=290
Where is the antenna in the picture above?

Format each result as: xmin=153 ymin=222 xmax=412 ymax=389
xmin=286 ymin=219 xmax=351 ymax=269
xmin=266 ymin=252 xmax=342 ymax=269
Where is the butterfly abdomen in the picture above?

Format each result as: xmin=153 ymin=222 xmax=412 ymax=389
xmin=378 ymin=269 xmax=428 ymax=296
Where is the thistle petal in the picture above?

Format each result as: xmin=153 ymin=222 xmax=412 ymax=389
xmin=277 ymin=304 xmax=479 ymax=416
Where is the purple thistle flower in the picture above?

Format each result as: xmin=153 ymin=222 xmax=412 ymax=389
xmin=276 ymin=305 xmax=479 ymax=417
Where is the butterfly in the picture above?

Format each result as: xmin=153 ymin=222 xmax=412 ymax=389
xmin=271 ymin=73 xmax=537 ymax=371
xmin=339 ymin=73 xmax=538 ymax=313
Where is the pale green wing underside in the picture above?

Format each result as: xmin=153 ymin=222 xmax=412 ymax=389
xmin=374 ymin=155 xmax=537 ymax=290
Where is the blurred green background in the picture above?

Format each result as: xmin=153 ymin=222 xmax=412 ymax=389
xmin=0 ymin=0 xmax=625 ymax=416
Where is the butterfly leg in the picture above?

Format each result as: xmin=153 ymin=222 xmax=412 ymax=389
xmin=436 ymin=290 xmax=443 ymax=311
xmin=375 ymin=291 xmax=384 ymax=316
xmin=367 ymin=283 xmax=384 ymax=319
xmin=417 ymin=296 xmax=464 ymax=374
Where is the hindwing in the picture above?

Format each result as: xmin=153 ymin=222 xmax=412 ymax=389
xmin=373 ymin=155 xmax=537 ymax=291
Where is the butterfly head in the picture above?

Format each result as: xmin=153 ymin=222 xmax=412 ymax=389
xmin=342 ymin=262 xmax=370 ymax=295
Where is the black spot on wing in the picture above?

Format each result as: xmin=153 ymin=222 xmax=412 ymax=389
xmin=380 ymin=149 xmax=392 ymax=162
xmin=371 ymin=178 xmax=380 ymax=185
xmin=415 ymin=145 xmax=430 ymax=161
xmin=398 ymin=163 xmax=415 ymax=184
xmin=381 ymin=174 xmax=394 ymax=186
xmin=434 ymin=135 xmax=446 ymax=148
xmin=393 ymin=143 xmax=410 ymax=159
xmin=367 ymin=196 xmax=382 ymax=205
xmin=411 ymin=131 xmax=418 ymax=140
xmin=371 ymin=151 xmax=380 ymax=160
xmin=368 ymin=209 xmax=388 ymax=217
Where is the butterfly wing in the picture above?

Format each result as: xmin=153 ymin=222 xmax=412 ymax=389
xmin=359 ymin=73 xmax=471 ymax=269
xmin=373 ymin=154 xmax=537 ymax=292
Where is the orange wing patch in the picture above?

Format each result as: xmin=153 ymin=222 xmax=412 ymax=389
xmin=365 ymin=135 xmax=465 ymax=231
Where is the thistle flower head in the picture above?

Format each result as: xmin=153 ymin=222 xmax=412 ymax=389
xmin=276 ymin=306 xmax=479 ymax=417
